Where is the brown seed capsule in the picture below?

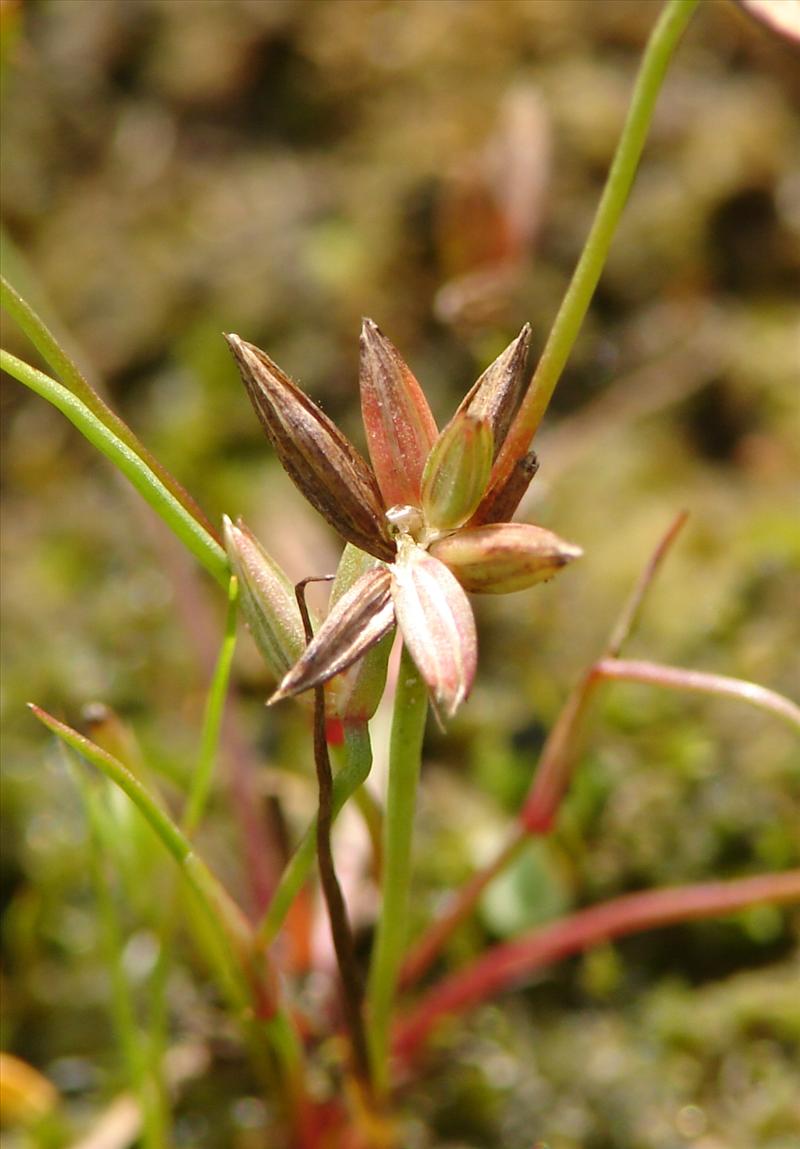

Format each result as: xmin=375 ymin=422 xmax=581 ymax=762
xmin=226 ymin=334 xmax=394 ymax=561
xmin=270 ymin=565 xmax=395 ymax=704
xmin=359 ymin=318 xmax=438 ymax=509
xmin=429 ymin=521 xmax=582 ymax=594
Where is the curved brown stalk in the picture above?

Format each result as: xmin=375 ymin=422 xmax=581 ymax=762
xmin=295 ymin=578 xmax=372 ymax=1093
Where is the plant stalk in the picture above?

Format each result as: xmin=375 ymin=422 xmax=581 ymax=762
xmin=184 ymin=575 xmax=240 ymax=833
xmin=491 ymin=0 xmax=700 ymax=491
xmin=366 ymin=644 xmax=428 ymax=1097
xmin=296 ymin=580 xmax=372 ymax=1089
xmin=256 ymin=722 xmax=374 ymax=948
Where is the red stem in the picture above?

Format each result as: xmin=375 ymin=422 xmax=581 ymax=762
xmin=522 ymin=512 xmax=690 ymax=833
xmin=606 ymin=510 xmax=688 ymax=657
xmin=520 ymin=668 xmax=600 ymax=833
xmin=596 ymin=659 xmax=800 ymax=729
xmin=393 ymin=870 xmax=800 ymax=1064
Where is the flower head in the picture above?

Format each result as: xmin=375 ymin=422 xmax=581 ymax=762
xmin=227 ymin=321 xmax=580 ymax=719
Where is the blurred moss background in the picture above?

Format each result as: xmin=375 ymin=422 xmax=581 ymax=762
xmin=1 ymin=1 xmax=799 ymax=1147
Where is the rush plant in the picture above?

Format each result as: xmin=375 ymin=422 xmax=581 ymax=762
xmin=2 ymin=2 xmax=798 ymax=1146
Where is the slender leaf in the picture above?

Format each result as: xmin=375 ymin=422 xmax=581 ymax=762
xmin=2 ymin=351 xmax=228 ymax=586
xmin=1 ymin=274 xmax=219 ymax=541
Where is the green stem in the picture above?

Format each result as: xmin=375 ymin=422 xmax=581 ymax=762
xmin=2 ymin=351 xmax=228 ymax=587
xmin=255 ymin=722 xmax=374 ymax=948
xmin=366 ymin=645 xmax=428 ymax=1097
xmin=494 ymin=0 xmax=700 ymax=478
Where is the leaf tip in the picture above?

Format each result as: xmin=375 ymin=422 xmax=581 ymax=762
xmin=27 ymin=702 xmax=56 ymax=732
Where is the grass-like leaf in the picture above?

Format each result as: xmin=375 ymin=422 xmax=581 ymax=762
xmin=28 ymin=704 xmax=253 ymax=972
xmin=2 ymin=351 xmax=228 ymax=586
xmin=183 ymin=575 xmax=240 ymax=833
xmin=1 ymin=274 xmax=219 ymax=543
xmin=34 ymin=705 xmax=310 ymax=1118
xmin=66 ymin=750 xmax=170 ymax=1147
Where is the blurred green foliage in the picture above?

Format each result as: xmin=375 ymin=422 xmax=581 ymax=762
xmin=1 ymin=1 xmax=798 ymax=1146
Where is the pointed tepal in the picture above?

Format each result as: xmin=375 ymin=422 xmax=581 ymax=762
xmin=429 ymin=522 xmax=582 ymax=593
xmin=324 ymin=545 xmax=395 ymax=723
xmin=421 ymin=325 xmax=532 ymax=533
xmin=457 ymin=324 xmax=542 ymax=525
xmin=359 ymin=319 xmax=438 ymax=509
xmin=457 ymin=324 xmax=531 ymax=462
xmin=223 ymin=516 xmax=306 ymax=678
xmin=270 ymin=565 xmax=395 ymax=704
xmin=227 ymin=334 xmax=394 ymax=561
xmin=469 ymin=449 xmax=539 ymax=526
xmin=390 ymin=538 xmax=477 ymax=719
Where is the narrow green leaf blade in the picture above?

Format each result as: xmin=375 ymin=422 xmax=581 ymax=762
xmin=1 ymin=274 xmax=219 ymax=543
xmin=2 ymin=350 xmax=228 ymax=586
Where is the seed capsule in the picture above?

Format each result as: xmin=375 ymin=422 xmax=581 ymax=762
xmin=421 ymin=412 xmax=493 ymax=531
